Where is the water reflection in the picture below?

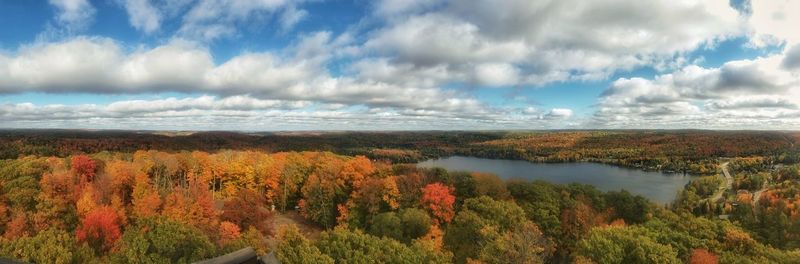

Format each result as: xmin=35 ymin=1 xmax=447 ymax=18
xmin=417 ymin=156 xmax=697 ymax=204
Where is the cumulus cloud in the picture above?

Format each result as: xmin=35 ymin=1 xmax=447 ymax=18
xmin=783 ymin=44 xmax=800 ymax=70
xmin=13 ymin=0 xmax=800 ymax=130
xmin=121 ymin=0 xmax=162 ymax=34
xmin=748 ymin=0 xmax=800 ymax=47
xmin=705 ymin=96 xmax=798 ymax=110
xmin=360 ymin=0 xmax=744 ymax=87
xmin=48 ymin=0 xmax=96 ymax=30
xmin=472 ymin=63 xmax=521 ymax=87
xmin=593 ymin=51 xmax=800 ymax=128
xmin=348 ymin=58 xmax=454 ymax=88
xmin=0 ymin=95 xmax=575 ymax=130
xmin=0 ymin=35 xmax=502 ymax=115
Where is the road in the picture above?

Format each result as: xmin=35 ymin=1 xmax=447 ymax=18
xmin=710 ymin=162 xmax=733 ymax=203
xmin=753 ymin=185 xmax=766 ymax=205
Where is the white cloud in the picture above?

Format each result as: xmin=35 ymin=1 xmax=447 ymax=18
xmin=361 ymin=0 xmax=744 ymax=87
xmin=783 ymin=43 xmax=800 ymax=70
xmin=593 ymin=52 xmax=800 ymax=129
xmin=104 ymin=95 xmax=309 ymax=113
xmin=543 ymin=108 xmax=573 ymax=119
xmin=2 ymin=37 xmax=123 ymax=93
xmin=705 ymin=96 xmax=798 ymax=110
xmin=0 ymin=95 xmax=574 ymax=130
xmin=375 ymin=0 xmax=444 ymax=16
xmin=349 ymin=58 xmax=454 ymax=88
xmin=280 ymin=5 xmax=308 ymax=31
xmin=178 ymin=0 xmax=304 ymax=41
xmin=12 ymin=0 xmax=800 ymax=130
xmin=472 ymin=63 xmax=520 ymax=87
xmin=748 ymin=0 xmax=800 ymax=47
xmin=0 ymin=36 xmax=496 ymax=115
xmin=120 ymin=39 xmax=213 ymax=91
xmin=122 ymin=0 xmax=162 ymax=34
xmin=48 ymin=0 xmax=96 ymax=30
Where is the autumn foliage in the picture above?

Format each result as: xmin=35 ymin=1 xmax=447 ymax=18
xmin=76 ymin=206 xmax=121 ymax=252
xmin=221 ymin=188 xmax=273 ymax=236
xmin=71 ymin=155 xmax=96 ymax=186
xmin=0 ymin=140 xmax=799 ymax=263
xmin=218 ymin=221 xmax=241 ymax=246
xmin=690 ymin=249 xmax=719 ymax=264
xmin=421 ymin=183 xmax=456 ymax=224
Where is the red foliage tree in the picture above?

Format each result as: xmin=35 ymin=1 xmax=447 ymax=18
xmin=76 ymin=206 xmax=122 ymax=252
xmin=218 ymin=221 xmax=242 ymax=246
xmin=221 ymin=188 xmax=273 ymax=235
xmin=3 ymin=213 xmax=28 ymax=239
xmin=690 ymin=248 xmax=719 ymax=264
xmin=71 ymin=155 xmax=97 ymax=186
xmin=421 ymin=183 xmax=456 ymax=224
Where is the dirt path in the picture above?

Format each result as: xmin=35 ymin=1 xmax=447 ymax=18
xmin=266 ymin=211 xmax=323 ymax=248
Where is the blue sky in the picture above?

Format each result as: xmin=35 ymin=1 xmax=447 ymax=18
xmin=0 ymin=0 xmax=799 ymax=130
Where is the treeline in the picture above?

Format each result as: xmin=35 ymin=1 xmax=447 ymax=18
xmin=0 ymin=130 xmax=500 ymax=161
xmin=2 ymin=130 xmax=798 ymax=175
xmin=1 ymin=151 xmax=798 ymax=263
xmin=473 ymin=131 xmax=799 ymax=174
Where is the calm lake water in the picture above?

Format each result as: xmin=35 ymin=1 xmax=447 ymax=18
xmin=417 ymin=156 xmax=697 ymax=204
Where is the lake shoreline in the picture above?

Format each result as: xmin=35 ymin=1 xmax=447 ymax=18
xmin=416 ymin=156 xmax=699 ymax=204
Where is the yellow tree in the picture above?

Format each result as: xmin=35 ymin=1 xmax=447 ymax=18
xmin=341 ymin=156 xmax=375 ymax=192
xmin=105 ymin=160 xmax=135 ymax=204
xmin=161 ymin=182 xmax=219 ymax=236
xmin=354 ymin=176 xmax=401 ymax=215
xmin=131 ymin=171 xmax=161 ymax=219
xmin=275 ymin=152 xmax=312 ymax=211
xmin=256 ymin=153 xmax=281 ymax=203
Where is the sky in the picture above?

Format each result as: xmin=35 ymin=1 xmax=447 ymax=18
xmin=0 ymin=0 xmax=799 ymax=131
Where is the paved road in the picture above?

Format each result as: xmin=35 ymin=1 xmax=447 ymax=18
xmin=710 ymin=162 xmax=732 ymax=203
xmin=753 ymin=185 xmax=766 ymax=205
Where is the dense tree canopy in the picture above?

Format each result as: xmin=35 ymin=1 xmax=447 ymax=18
xmin=0 ymin=143 xmax=798 ymax=263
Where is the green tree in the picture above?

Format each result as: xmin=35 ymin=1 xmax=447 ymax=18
xmin=507 ymin=181 xmax=563 ymax=238
xmin=111 ymin=218 xmax=216 ymax=264
xmin=369 ymin=212 xmax=403 ymax=241
xmin=299 ymin=173 xmax=338 ymax=228
xmin=444 ymin=196 xmax=528 ymax=263
xmin=399 ymin=208 xmax=432 ymax=243
xmin=274 ymin=224 xmax=333 ymax=264
xmin=479 ymin=222 xmax=553 ymax=264
xmin=575 ymin=226 xmax=680 ymax=264
xmin=0 ymin=228 xmax=95 ymax=264
xmin=316 ymin=228 xmax=449 ymax=264
xmin=450 ymin=171 xmax=478 ymax=206
xmin=604 ymin=190 xmax=651 ymax=224
xmin=368 ymin=209 xmax=432 ymax=244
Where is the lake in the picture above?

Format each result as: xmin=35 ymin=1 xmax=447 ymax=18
xmin=417 ymin=156 xmax=698 ymax=204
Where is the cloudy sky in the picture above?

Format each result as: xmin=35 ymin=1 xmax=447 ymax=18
xmin=0 ymin=0 xmax=798 ymax=130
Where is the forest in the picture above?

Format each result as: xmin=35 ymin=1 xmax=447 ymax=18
xmin=0 ymin=150 xmax=798 ymax=263
xmin=2 ymin=130 xmax=798 ymax=174
xmin=1 ymin=131 xmax=800 ymax=263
